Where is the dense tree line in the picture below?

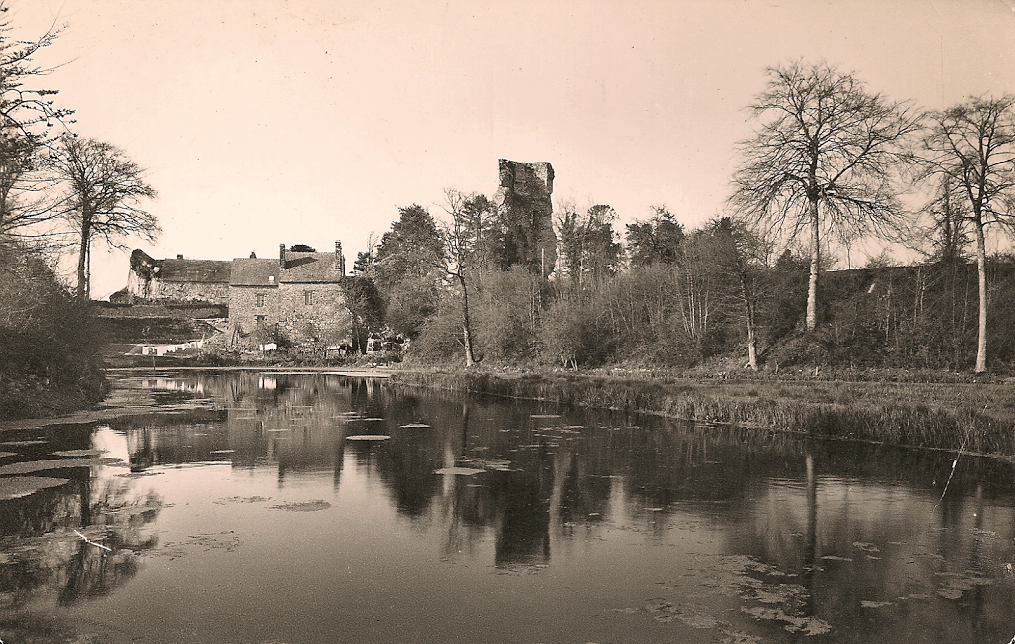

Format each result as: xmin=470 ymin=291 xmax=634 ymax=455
xmin=351 ymin=61 xmax=1015 ymax=374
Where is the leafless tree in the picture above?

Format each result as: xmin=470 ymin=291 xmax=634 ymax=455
xmin=0 ymin=1 xmax=74 ymax=240
xmin=437 ymin=188 xmax=491 ymax=367
xmin=920 ymin=95 xmax=1015 ymax=372
xmin=728 ymin=60 xmax=921 ymax=331
xmin=52 ymin=135 xmax=158 ymax=299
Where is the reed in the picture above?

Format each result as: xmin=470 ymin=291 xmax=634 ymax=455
xmin=390 ymin=369 xmax=1015 ymax=457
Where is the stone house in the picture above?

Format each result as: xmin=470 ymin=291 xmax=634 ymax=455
xmin=122 ymin=242 xmax=352 ymax=348
xmin=228 ymin=243 xmax=350 ymax=347
xmin=123 ymin=249 xmax=231 ymax=303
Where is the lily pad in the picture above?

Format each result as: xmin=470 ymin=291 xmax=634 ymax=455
xmin=269 ymin=500 xmax=332 ymax=512
xmin=0 ymin=476 xmax=69 ymax=500
xmin=0 ymin=457 xmax=124 ymax=476
xmin=53 ymin=449 xmax=104 ymax=457
xmin=346 ymin=435 xmax=390 ymax=441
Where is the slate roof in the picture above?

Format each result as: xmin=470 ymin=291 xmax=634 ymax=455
xmin=230 ymin=258 xmax=280 ymax=286
xmin=157 ymin=259 xmax=232 ymax=283
xmin=278 ymin=251 xmax=344 ymax=283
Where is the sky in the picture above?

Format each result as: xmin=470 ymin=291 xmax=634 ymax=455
xmin=14 ymin=0 xmax=1015 ymax=298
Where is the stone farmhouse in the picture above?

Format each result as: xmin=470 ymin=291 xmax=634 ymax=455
xmin=121 ymin=242 xmax=351 ymax=347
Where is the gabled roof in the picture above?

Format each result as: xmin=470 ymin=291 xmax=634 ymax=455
xmin=278 ymin=251 xmax=344 ymax=283
xmin=158 ymin=259 xmax=232 ymax=283
xmin=230 ymin=258 xmax=280 ymax=286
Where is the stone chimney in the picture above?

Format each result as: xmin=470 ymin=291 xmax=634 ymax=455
xmin=335 ymin=241 xmax=345 ymax=275
xmin=279 ymin=243 xmax=286 ymax=268
xmin=177 ymin=254 xmax=184 ymax=260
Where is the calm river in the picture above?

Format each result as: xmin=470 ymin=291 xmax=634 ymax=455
xmin=1 ymin=371 xmax=1014 ymax=643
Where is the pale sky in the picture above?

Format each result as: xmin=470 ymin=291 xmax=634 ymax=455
xmin=15 ymin=0 xmax=1015 ymax=298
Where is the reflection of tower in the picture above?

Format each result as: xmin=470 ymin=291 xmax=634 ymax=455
xmin=494 ymin=470 xmax=551 ymax=567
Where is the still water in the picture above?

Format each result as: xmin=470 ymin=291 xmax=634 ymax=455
xmin=1 ymin=371 xmax=1014 ymax=643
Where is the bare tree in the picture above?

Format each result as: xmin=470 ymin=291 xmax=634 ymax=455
xmin=53 ymin=135 xmax=158 ymax=298
xmin=920 ymin=95 xmax=1015 ymax=372
xmin=0 ymin=2 xmax=74 ymax=239
xmin=437 ymin=188 xmax=493 ymax=367
xmin=729 ymin=60 xmax=921 ymax=331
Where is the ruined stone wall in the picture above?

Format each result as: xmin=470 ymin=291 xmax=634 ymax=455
xmin=149 ymin=280 xmax=230 ymax=304
xmin=493 ymin=159 xmax=557 ymax=276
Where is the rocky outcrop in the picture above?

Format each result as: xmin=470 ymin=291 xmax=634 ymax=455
xmin=493 ymin=159 xmax=556 ymax=276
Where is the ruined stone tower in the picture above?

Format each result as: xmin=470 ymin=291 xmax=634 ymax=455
xmin=493 ymin=159 xmax=556 ymax=276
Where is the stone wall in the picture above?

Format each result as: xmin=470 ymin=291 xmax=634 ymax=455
xmin=228 ymin=285 xmax=280 ymax=339
xmin=276 ymin=283 xmax=351 ymax=345
xmin=149 ymin=280 xmax=230 ymax=304
xmin=493 ymin=159 xmax=557 ymax=276
xmin=229 ymin=283 xmax=351 ymax=347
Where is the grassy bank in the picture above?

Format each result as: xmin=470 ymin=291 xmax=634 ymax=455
xmin=390 ymin=368 xmax=1015 ymax=457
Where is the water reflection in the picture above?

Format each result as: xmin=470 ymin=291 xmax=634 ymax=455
xmin=2 ymin=372 xmax=1014 ymax=643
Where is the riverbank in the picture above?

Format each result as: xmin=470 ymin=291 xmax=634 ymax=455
xmin=389 ymin=367 xmax=1015 ymax=458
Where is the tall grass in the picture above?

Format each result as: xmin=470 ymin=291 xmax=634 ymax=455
xmin=391 ymin=369 xmax=1015 ymax=457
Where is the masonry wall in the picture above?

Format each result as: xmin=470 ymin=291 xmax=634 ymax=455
xmin=493 ymin=159 xmax=557 ymax=276
xmin=228 ymin=285 xmax=280 ymax=340
xmin=276 ymin=283 xmax=351 ymax=345
xmin=149 ymin=279 xmax=230 ymax=304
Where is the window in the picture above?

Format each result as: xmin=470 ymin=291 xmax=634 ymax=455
xmin=304 ymin=290 xmax=314 ymax=306
xmin=255 ymin=293 xmax=265 ymax=307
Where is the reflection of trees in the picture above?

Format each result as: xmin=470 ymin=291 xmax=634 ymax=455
xmin=0 ymin=469 xmax=161 ymax=609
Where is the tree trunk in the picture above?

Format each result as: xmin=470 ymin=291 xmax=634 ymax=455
xmin=459 ymin=274 xmax=476 ymax=367
xmin=806 ymin=198 xmax=820 ymax=332
xmin=741 ymin=274 xmax=758 ymax=370
xmin=76 ymin=219 xmax=91 ymax=299
xmin=974 ymin=216 xmax=988 ymax=373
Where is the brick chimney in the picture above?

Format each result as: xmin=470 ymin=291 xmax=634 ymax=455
xmin=335 ymin=241 xmax=345 ymax=275
xmin=279 ymin=243 xmax=286 ymax=268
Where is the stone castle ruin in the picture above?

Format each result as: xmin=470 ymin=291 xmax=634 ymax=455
xmin=493 ymin=159 xmax=556 ymax=276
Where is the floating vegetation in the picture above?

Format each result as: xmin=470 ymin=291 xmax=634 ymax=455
xmin=0 ymin=475 xmax=69 ymax=500
xmin=0 ymin=451 xmax=17 ymax=458
xmin=530 ymin=414 xmax=562 ymax=419
xmin=0 ymin=457 xmax=124 ymax=476
xmin=52 ymin=449 xmax=104 ymax=457
xmin=1 ymin=440 xmax=47 ymax=447
xmin=269 ymin=500 xmax=331 ymax=512
xmin=741 ymin=607 xmax=832 ymax=635
xmin=460 ymin=459 xmax=513 ymax=472
xmin=156 ymin=532 xmax=242 ymax=558
xmin=434 ymin=467 xmax=485 ymax=476
xmin=209 ymin=450 xmax=236 ymax=454
xmin=400 ymin=423 xmax=431 ymax=428
xmin=643 ymin=599 xmax=718 ymax=628
xmin=215 ymin=496 xmax=270 ymax=505
xmin=266 ymin=428 xmax=290 ymax=432
xmin=934 ymin=570 xmax=994 ymax=599
xmin=346 ymin=435 xmax=390 ymax=441
xmin=860 ymin=600 xmax=894 ymax=608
